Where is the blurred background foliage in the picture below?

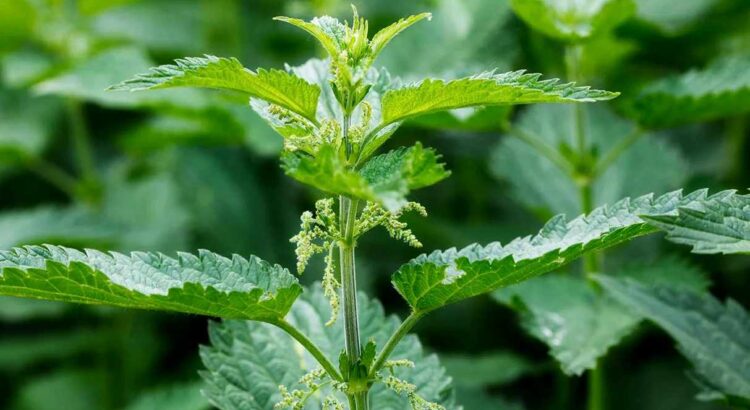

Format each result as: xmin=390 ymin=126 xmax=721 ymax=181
xmin=0 ymin=0 xmax=748 ymax=409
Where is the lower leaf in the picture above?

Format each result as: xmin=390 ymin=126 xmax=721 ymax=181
xmin=597 ymin=276 xmax=750 ymax=403
xmin=0 ymin=245 xmax=301 ymax=321
xmin=200 ymin=284 xmax=457 ymax=410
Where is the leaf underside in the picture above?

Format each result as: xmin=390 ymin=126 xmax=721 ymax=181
xmin=598 ymin=276 xmax=750 ymax=403
xmin=392 ymin=189 xmax=738 ymax=313
xmin=200 ymin=284 xmax=457 ymax=410
xmin=643 ymin=192 xmax=750 ymax=254
xmin=0 ymin=245 xmax=301 ymax=321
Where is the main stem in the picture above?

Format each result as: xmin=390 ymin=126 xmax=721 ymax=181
xmin=339 ymin=113 xmax=369 ymax=409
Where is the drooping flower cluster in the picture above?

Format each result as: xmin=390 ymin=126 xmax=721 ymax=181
xmin=275 ymin=368 xmax=343 ymax=410
xmin=355 ymin=201 xmax=427 ymax=248
xmin=290 ymin=198 xmax=341 ymax=326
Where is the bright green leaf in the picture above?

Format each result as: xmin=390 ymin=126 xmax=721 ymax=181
xmin=643 ymin=192 xmax=750 ymax=254
xmin=108 ymin=54 xmax=320 ymax=122
xmin=200 ymin=284 xmax=456 ymax=409
xmin=0 ymin=245 xmax=302 ymax=321
xmin=628 ymin=54 xmax=750 ymax=127
xmin=282 ymin=142 xmax=448 ymax=211
xmin=380 ymin=71 xmax=618 ymax=126
xmin=369 ymin=12 xmax=432 ymax=58
xmin=392 ymin=189 xmax=735 ymax=313
xmin=510 ymin=0 xmax=635 ymax=41
xmin=598 ymin=276 xmax=750 ymax=403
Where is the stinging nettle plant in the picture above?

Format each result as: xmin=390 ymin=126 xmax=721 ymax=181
xmin=0 ymin=7 xmax=748 ymax=410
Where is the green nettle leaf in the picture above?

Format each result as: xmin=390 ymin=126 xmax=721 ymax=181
xmin=0 ymin=90 xmax=61 ymax=162
xmin=0 ymin=207 xmax=115 ymax=250
xmin=510 ymin=0 xmax=635 ymax=41
xmin=35 ymin=46 xmax=209 ymax=110
xmin=282 ymin=143 xmax=449 ymax=211
xmin=496 ymin=274 xmax=640 ymax=375
xmin=369 ymin=13 xmax=433 ymax=58
xmin=392 ymin=189 xmax=736 ymax=313
xmin=0 ymin=245 xmax=301 ymax=321
xmin=598 ymin=277 xmax=750 ymax=404
xmin=634 ymin=0 xmax=721 ymax=34
xmin=109 ymin=54 xmax=321 ymax=122
xmin=643 ymin=190 xmax=750 ymax=254
xmin=124 ymin=381 xmax=210 ymax=410
xmin=491 ymin=104 xmax=687 ymax=217
xmin=629 ymin=54 xmax=750 ymax=127
xmin=440 ymin=352 xmax=536 ymax=388
xmin=200 ymin=284 xmax=456 ymax=410
xmin=380 ymin=71 xmax=618 ymax=126
xmin=13 ymin=369 xmax=105 ymax=410
xmin=0 ymin=328 xmax=105 ymax=372
xmin=493 ymin=258 xmax=709 ymax=375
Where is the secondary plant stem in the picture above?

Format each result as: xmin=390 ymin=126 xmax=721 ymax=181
xmin=370 ymin=311 xmax=425 ymax=377
xmin=67 ymin=99 xmax=96 ymax=183
xmin=271 ymin=319 xmax=343 ymax=381
xmin=567 ymin=43 xmax=606 ymax=410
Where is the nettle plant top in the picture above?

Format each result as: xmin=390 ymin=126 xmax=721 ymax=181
xmin=23 ymin=7 xmax=739 ymax=410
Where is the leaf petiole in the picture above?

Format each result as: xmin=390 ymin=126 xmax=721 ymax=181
xmin=269 ymin=318 xmax=343 ymax=381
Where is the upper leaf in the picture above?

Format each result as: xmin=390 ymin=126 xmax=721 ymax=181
xmin=200 ymin=284 xmax=457 ymax=410
xmin=628 ymin=54 xmax=750 ymax=127
xmin=0 ymin=245 xmax=301 ymax=321
xmin=392 ymin=189 xmax=736 ymax=313
xmin=380 ymin=71 xmax=618 ymax=127
xmin=510 ymin=0 xmax=635 ymax=41
xmin=282 ymin=143 xmax=449 ymax=211
xmin=598 ymin=277 xmax=750 ymax=403
xmin=633 ymin=0 xmax=721 ymax=35
xmin=109 ymin=55 xmax=321 ymax=122
xmin=643 ymin=191 xmax=750 ymax=254
xmin=275 ymin=12 xmax=431 ymax=65
xmin=369 ymin=13 xmax=432 ymax=58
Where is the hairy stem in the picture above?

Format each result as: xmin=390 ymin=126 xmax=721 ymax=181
xmin=271 ymin=319 xmax=343 ymax=381
xmin=370 ymin=311 xmax=425 ymax=377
